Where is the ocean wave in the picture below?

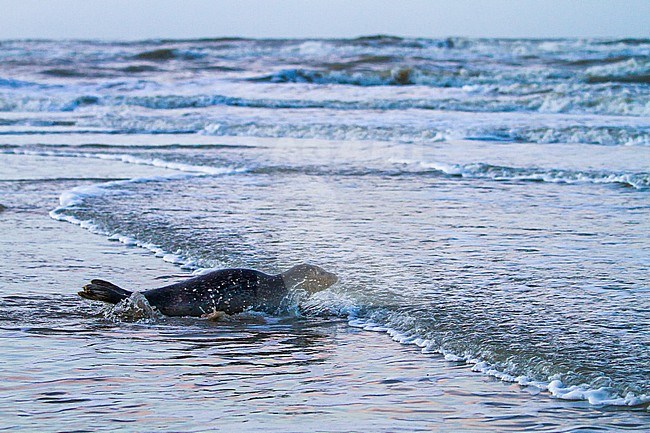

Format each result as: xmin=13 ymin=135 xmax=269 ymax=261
xmin=4 ymin=106 xmax=644 ymax=146
xmin=4 ymin=148 xmax=241 ymax=178
xmin=237 ymin=162 xmax=650 ymax=192
xmin=0 ymin=77 xmax=46 ymax=89
xmin=51 ymin=173 xmax=211 ymax=270
xmin=254 ymin=67 xmax=428 ymax=86
xmin=348 ymin=316 xmax=650 ymax=408
xmin=55 ymin=112 xmax=650 ymax=146
xmin=49 ymin=195 xmax=650 ymax=410
xmin=134 ymin=48 xmax=205 ymax=61
xmin=105 ymin=92 xmax=650 ymax=117
xmin=1 ymin=85 xmax=648 ymax=118
xmin=199 ymin=121 xmax=452 ymax=143
xmin=486 ymin=126 xmax=650 ymax=147
xmin=251 ymin=64 xmax=548 ymax=88
xmin=41 ymin=69 xmax=89 ymax=78
xmin=0 ymin=95 xmax=95 ymax=112
xmin=350 ymin=35 xmax=408 ymax=45
xmin=595 ymin=38 xmax=650 ymax=46
xmin=254 ymin=60 xmax=650 ymax=89
xmin=121 ymin=65 xmax=160 ymax=73
xmin=585 ymin=58 xmax=650 ymax=84
xmin=35 ymin=149 xmax=245 ymax=269
xmin=389 ymin=159 xmax=650 ymax=190
xmin=44 ymin=162 xmax=650 ymax=409
xmin=587 ymin=75 xmax=650 ymax=85
xmin=563 ymin=55 xmax=642 ymax=68
xmin=11 ymin=146 xmax=645 ymax=191
xmin=199 ymin=121 xmax=650 ymax=147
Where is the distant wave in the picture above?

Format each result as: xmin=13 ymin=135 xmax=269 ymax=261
xmin=2 ymin=107 xmax=646 ymax=146
xmin=199 ymin=122 xmax=650 ymax=147
xmin=253 ymin=67 xmax=426 ymax=86
xmin=0 ymin=77 xmax=46 ymax=89
xmin=4 ymin=148 xmax=241 ymax=176
xmin=121 ymin=65 xmax=160 ymax=73
xmin=2 ymin=87 xmax=648 ymax=117
xmin=223 ymin=157 xmax=650 ymax=191
xmin=595 ymin=38 xmax=650 ymax=46
xmin=587 ymin=75 xmax=650 ymax=85
xmin=585 ymin=58 xmax=650 ymax=85
xmin=133 ymin=48 xmax=205 ymax=61
xmin=41 ymin=69 xmax=88 ymax=78
xmin=254 ymin=58 xmax=650 ymax=88
xmin=20 ymin=113 xmax=641 ymax=147
xmin=7 ymin=147 xmax=645 ymax=194
xmin=388 ymin=159 xmax=649 ymax=190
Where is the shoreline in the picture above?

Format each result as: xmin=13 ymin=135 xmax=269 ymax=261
xmin=2 ymin=199 xmax=648 ymax=431
xmin=0 ymin=151 xmax=648 ymax=431
xmin=28 ymin=142 xmax=650 ymax=409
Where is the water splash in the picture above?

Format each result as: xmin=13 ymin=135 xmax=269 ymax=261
xmin=105 ymin=292 xmax=160 ymax=322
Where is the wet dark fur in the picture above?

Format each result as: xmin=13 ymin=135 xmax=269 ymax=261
xmin=79 ymin=269 xmax=287 ymax=316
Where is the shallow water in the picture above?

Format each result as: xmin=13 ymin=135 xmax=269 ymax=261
xmin=0 ymin=202 xmax=649 ymax=432
xmin=0 ymin=37 xmax=649 ymax=431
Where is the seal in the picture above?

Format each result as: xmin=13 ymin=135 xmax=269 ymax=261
xmin=78 ymin=264 xmax=337 ymax=317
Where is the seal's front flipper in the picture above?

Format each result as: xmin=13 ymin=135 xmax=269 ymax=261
xmin=78 ymin=280 xmax=132 ymax=304
xmin=202 ymin=310 xmax=233 ymax=322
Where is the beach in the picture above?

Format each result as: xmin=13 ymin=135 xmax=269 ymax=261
xmin=0 ymin=162 xmax=648 ymax=432
xmin=0 ymin=37 xmax=649 ymax=431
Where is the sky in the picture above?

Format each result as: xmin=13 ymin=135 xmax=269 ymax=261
xmin=0 ymin=0 xmax=648 ymax=40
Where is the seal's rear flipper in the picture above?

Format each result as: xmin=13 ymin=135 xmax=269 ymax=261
xmin=78 ymin=280 xmax=132 ymax=304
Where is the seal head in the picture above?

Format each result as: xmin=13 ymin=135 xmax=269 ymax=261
xmin=280 ymin=264 xmax=338 ymax=294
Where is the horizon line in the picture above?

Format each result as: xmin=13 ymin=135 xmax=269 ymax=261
xmin=2 ymin=34 xmax=648 ymax=43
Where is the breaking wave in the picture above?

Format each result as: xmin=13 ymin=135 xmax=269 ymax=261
xmin=389 ymin=159 xmax=650 ymax=190
xmin=254 ymin=67 xmax=426 ymax=86
xmin=585 ymin=58 xmax=650 ymax=84
xmin=1 ymin=88 xmax=648 ymax=118
xmin=348 ymin=315 xmax=650 ymax=408
xmin=133 ymin=48 xmax=205 ymax=61
xmin=199 ymin=122 xmax=650 ymax=147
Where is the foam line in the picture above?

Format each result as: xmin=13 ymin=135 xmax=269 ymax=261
xmin=348 ymin=316 xmax=650 ymax=408
xmin=17 ymin=148 xmax=247 ymax=271
xmin=389 ymin=158 xmax=650 ymax=190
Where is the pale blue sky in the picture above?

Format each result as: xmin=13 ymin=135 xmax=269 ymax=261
xmin=0 ymin=0 xmax=648 ymax=40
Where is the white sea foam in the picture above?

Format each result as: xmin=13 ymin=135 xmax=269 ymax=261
xmin=585 ymin=58 xmax=650 ymax=83
xmin=4 ymin=149 xmax=236 ymax=176
xmin=32 ymin=149 xmax=245 ymax=271
xmin=197 ymin=116 xmax=650 ymax=147
xmin=50 ymin=200 xmax=201 ymax=271
xmin=348 ymin=316 xmax=650 ymax=408
xmin=544 ymin=380 xmax=650 ymax=406
xmin=106 ymin=291 xmax=161 ymax=322
xmin=389 ymin=158 xmax=650 ymax=190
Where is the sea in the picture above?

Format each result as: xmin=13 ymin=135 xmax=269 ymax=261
xmin=0 ymin=37 xmax=648 ymax=432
